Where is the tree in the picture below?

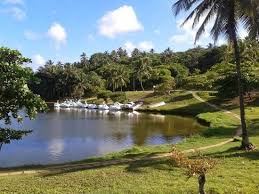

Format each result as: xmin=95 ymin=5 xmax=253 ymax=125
xmin=134 ymin=57 xmax=152 ymax=91
xmin=115 ymin=66 xmax=130 ymax=91
xmin=161 ymin=47 xmax=175 ymax=64
xmin=84 ymin=71 xmax=105 ymax=97
xmin=169 ymin=63 xmax=189 ymax=87
xmin=172 ymin=0 xmax=259 ymax=149
xmin=214 ymin=39 xmax=259 ymax=98
xmin=34 ymin=62 xmax=62 ymax=100
xmin=0 ymin=47 xmax=47 ymax=150
xmin=100 ymin=63 xmax=130 ymax=92
xmin=79 ymin=52 xmax=90 ymax=71
xmin=151 ymin=66 xmax=176 ymax=94
xmin=89 ymin=52 xmax=110 ymax=71
xmin=171 ymin=148 xmax=216 ymax=194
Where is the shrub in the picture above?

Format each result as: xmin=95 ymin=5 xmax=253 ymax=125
xmin=110 ymin=92 xmax=127 ymax=103
xmin=97 ymin=90 xmax=112 ymax=102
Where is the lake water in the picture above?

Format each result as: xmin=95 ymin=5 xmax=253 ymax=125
xmin=0 ymin=109 xmax=204 ymax=167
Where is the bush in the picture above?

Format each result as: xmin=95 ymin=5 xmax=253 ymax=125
xmin=110 ymin=92 xmax=127 ymax=103
xmin=97 ymin=90 xmax=112 ymax=102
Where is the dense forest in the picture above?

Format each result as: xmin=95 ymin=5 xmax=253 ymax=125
xmin=30 ymin=39 xmax=259 ymax=101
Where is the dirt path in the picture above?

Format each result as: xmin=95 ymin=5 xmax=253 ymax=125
xmin=190 ymin=91 xmax=241 ymax=120
xmin=0 ymin=92 xmax=240 ymax=177
xmin=190 ymin=91 xmax=242 ymax=137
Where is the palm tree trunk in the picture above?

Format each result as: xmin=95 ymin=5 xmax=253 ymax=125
xmin=140 ymin=79 xmax=144 ymax=91
xmin=232 ymin=35 xmax=251 ymax=149
xmin=141 ymin=82 xmax=144 ymax=91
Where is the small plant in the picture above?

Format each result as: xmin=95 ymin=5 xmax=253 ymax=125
xmin=171 ymin=148 xmax=216 ymax=194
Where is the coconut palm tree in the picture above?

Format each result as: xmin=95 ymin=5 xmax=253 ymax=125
xmin=115 ymin=66 xmax=130 ymax=91
xmin=172 ymin=0 xmax=259 ymax=149
xmin=135 ymin=57 xmax=152 ymax=91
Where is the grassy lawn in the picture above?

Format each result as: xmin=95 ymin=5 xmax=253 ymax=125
xmin=1 ymin=91 xmax=259 ymax=194
xmin=1 ymin=137 xmax=258 ymax=193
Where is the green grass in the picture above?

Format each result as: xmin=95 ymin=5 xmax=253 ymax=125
xmin=0 ymin=137 xmax=258 ymax=194
xmin=139 ymin=91 xmax=216 ymax=116
xmin=125 ymin=91 xmax=153 ymax=102
xmin=1 ymin=91 xmax=259 ymax=194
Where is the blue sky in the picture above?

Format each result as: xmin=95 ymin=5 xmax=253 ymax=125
xmin=0 ymin=0 xmax=247 ymax=70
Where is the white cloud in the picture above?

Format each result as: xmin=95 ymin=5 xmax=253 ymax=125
xmin=169 ymin=34 xmax=188 ymax=44
xmin=169 ymin=16 xmax=213 ymax=47
xmin=12 ymin=7 xmax=25 ymax=20
xmin=24 ymin=30 xmax=40 ymax=40
xmin=124 ymin=41 xmax=136 ymax=53
xmin=0 ymin=7 xmax=26 ymax=20
xmin=154 ymin=29 xmax=160 ymax=35
xmin=1 ymin=0 xmax=24 ymax=5
xmin=31 ymin=54 xmax=46 ymax=71
xmin=123 ymin=40 xmax=154 ymax=54
xmin=217 ymin=39 xmax=226 ymax=46
xmin=169 ymin=15 xmax=248 ymax=49
xmin=98 ymin=5 xmax=143 ymax=38
xmin=47 ymin=23 xmax=67 ymax=49
xmin=138 ymin=41 xmax=154 ymax=51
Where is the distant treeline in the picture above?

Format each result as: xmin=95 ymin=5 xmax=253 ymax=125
xmin=30 ymin=40 xmax=259 ymax=100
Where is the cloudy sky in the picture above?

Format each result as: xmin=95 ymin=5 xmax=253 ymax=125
xmin=0 ymin=0 xmax=247 ymax=70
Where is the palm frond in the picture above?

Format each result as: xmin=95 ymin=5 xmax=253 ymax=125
xmin=172 ymin=0 xmax=199 ymax=16
xmin=210 ymin=8 xmax=225 ymax=43
xmin=194 ymin=2 xmax=218 ymax=43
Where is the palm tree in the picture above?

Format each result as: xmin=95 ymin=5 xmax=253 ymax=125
xmin=135 ymin=57 xmax=152 ymax=91
xmin=105 ymin=63 xmax=129 ymax=92
xmin=115 ymin=66 xmax=130 ymax=91
xmin=172 ymin=0 xmax=259 ymax=149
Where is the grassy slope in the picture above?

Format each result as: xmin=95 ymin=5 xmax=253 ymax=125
xmin=0 ymin=91 xmax=259 ymax=194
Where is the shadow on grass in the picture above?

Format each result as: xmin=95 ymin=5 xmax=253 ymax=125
xmin=170 ymin=93 xmax=194 ymax=102
xmin=202 ymin=126 xmax=238 ymax=137
xmin=209 ymin=94 xmax=259 ymax=113
xmin=39 ymin=152 xmax=169 ymax=177
xmin=248 ymin=119 xmax=259 ymax=136
xmin=125 ymin=158 xmax=174 ymax=173
xmin=144 ymin=101 xmax=219 ymax=117
xmin=203 ymin=146 xmax=259 ymax=161
xmin=40 ymin=154 xmax=178 ymax=178
xmin=141 ymin=92 xmax=156 ymax=99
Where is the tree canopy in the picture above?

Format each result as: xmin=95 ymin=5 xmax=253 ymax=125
xmin=30 ymin=45 xmax=229 ymax=100
xmin=0 ymin=47 xmax=47 ymax=150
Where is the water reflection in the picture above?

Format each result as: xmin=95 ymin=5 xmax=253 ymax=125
xmin=48 ymin=139 xmax=64 ymax=161
xmin=0 ymin=109 xmax=204 ymax=167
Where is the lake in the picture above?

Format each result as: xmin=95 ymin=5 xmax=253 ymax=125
xmin=0 ymin=109 xmax=204 ymax=167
